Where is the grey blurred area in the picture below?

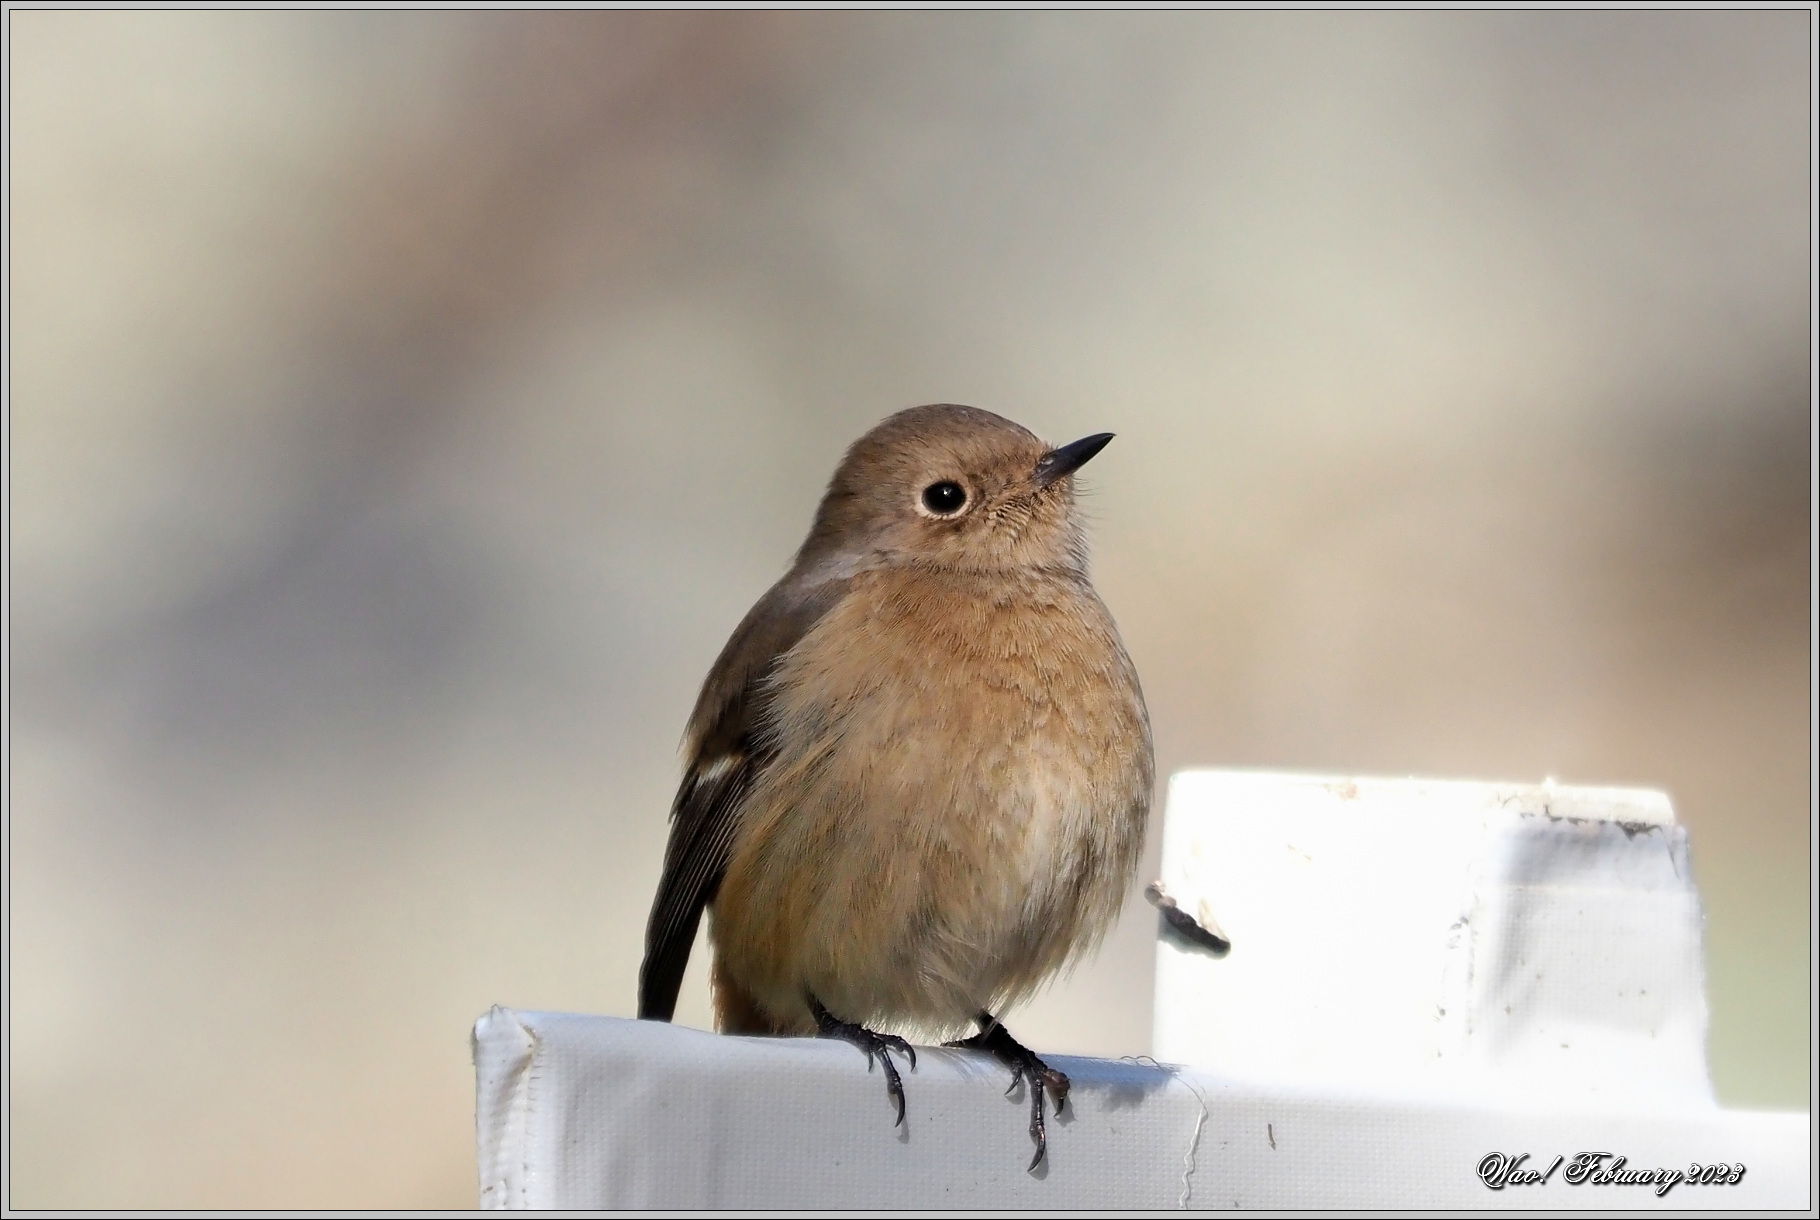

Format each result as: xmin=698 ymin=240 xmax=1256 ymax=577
xmin=8 ymin=10 xmax=1809 ymax=1207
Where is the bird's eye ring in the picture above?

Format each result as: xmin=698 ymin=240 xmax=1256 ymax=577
xmin=919 ymin=480 xmax=968 ymax=517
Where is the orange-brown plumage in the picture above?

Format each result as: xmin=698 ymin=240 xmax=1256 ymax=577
xmin=712 ymin=560 xmax=1149 ymax=1035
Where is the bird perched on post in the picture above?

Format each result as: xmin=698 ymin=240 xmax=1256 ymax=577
xmin=638 ymin=403 xmax=1153 ymax=1171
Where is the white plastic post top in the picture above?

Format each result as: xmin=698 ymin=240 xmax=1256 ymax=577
xmin=472 ymin=770 xmax=1810 ymax=1209
xmin=1154 ymin=769 xmax=1711 ymax=1108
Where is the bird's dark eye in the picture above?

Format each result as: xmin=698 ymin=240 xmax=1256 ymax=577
xmin=920 ymin=481 xmax=967 ymax=516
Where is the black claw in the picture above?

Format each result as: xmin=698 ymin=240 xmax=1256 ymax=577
xmin=881 ymin=1031 xmax=917 ymax=1072
xmin=947 ymin=1011 xmax=1071 ymax=1172
xmin=1026 ymin=1070 xmax=1047 ymax=1172
xmin=882 ymin=1054 xmax=906 ymax=1127
xmin=808 ymin=994 xmax=915 ymax=1127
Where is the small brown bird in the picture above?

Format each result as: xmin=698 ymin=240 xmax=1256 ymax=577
xmin=638 ymin=404 xmax=1153 ymax=1170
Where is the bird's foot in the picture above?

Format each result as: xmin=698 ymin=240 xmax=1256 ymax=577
xmin=808 ymin=994 xmax=917 ymax=1127
xmin=945 ymin=1012 xmax=1070 ymax=1172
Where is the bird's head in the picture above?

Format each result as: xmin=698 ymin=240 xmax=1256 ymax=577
xmin=799 ymin=404 xmax=1113 ymax=577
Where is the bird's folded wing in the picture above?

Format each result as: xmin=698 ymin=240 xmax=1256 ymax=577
xmin=637 ymin=571 xmax=853 ymax=1020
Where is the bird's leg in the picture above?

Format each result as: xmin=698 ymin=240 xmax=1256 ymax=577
xmin=807 ymin=993 xmax=917 ymax=1127
xmin=945 ymin=1011 xmax=1070 ymax=1172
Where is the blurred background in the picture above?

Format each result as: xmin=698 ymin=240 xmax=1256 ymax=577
xmin=9 ymin=10 xmax=1810 ymax=1207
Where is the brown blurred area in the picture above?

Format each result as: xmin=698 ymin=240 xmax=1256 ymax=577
xmin=7 ymin=11 xmax=1809 ymax=1207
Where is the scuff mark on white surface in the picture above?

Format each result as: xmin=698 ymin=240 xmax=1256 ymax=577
xmin=1173 ymin=1071 xmax=1210 ymax=1209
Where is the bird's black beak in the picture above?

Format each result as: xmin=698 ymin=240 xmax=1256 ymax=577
xmin=1033 ymin=432 xmax=1115 ymax=487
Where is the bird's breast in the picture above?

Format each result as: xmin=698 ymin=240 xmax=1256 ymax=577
xmin=711 ymin=565 xmax=1153 ymax=1034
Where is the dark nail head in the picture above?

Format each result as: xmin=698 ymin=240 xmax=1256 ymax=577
xmin=1033 ymin=432 xmax=1115 ymax=487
